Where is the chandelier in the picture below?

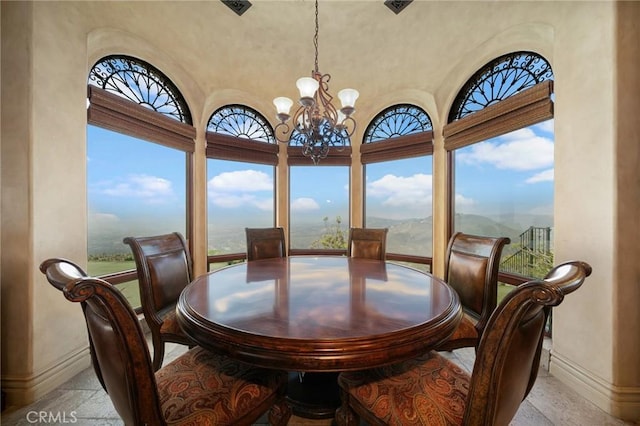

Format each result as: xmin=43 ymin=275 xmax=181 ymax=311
xmin=273 ymin=0 xmax=359 ymax=164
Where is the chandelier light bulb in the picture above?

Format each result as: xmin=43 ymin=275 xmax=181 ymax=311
xmin=296 ymin=77 xmax=320 ymax=102
xmin=273 ymin=97 xmax=293 ymax=121
xmin=337 ymin=88 xmax=359 ymax=115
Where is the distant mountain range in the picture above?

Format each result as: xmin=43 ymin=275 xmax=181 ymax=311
xmin=89 ymin=213 xmax=552 ymax=256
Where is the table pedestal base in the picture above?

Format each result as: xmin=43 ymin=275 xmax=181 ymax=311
xmin=285 ymin=372 xmax=341 ymax=419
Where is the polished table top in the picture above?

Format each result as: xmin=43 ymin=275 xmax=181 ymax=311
xmin=177 ymin=256 xmax=462 ymax=372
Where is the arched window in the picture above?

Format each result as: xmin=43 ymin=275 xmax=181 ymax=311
xmin=89 ymin=55 xmax=192 ymax=123
xmin=362 ymin=104 xmax=434 ymax=269
xmin=207 ymin=104 xmax=275 ymax=142
xmin=86 ymin=55 xmax=195 ymax=309
xmin=445 ymin=51 xmax=554 ymax=283
xmin=205 ymin=105 xmax=277 ymax=267
xmin=364 ymin=104 xmax=431 ymax=142
xmin=449 ymin=52 xmax=553 ymax=121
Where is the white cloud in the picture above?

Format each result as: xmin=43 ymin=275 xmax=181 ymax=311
xmin=534 ymin=119 xmax=554 ymax=134
xmin=528 ymin=204 xmax=553 ymax=215
xmin=209 ymin=193 xmax=273 ymax=211
xmin=455 ymin=193 xmax=475 ymax=206
xmin=290 ymin=197 xmax=320 ymax=211
xmin=526 ymin=168 xmax=554 ymax=183
xmin=253 ymin=198 xmax=275 ymax=211
xmin=208 ymin=170 xmax=274 ymax=210
xmin=457 ymin=128 xmax=553 ymax=171
xmin=100 ymin=174 xmax=174 ymax=202
xmin=89 ymin=212 xmax=120 ymax=223
xmin=367 ymin=173 xmax=432 ymax=207
xmin=208 ymin=170 xmax=272 ymax=192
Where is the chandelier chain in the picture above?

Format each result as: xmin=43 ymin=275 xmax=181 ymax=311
xmin=314 ymin=0 xmax=319 ymax=73
xmin=272 ymin=0 xmax=358 ymax=164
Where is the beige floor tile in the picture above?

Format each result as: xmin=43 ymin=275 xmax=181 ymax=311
xmin=2 ymin=339 xmax=634 ymax=426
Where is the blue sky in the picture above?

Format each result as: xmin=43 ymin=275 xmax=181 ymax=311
xmin=87 ymin=119 xmax=553 ymax=232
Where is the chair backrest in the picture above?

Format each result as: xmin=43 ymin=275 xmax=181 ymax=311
xmin=245 ymin=227 xmax=286 ymax=261
xmin=347 ymin=228 xmax=388 ymax=260
xmin=39 ymin=259 xmax=107 ymax=392
xmin=123 ymin=232 xmax=193 ymax=327
xmin=40 ymin=258 xmax=165 ymax=425
xmin=464 ymin=260 xmax=592 ymax=426
xmin=444 ymin=232 xmax=510 ymax=333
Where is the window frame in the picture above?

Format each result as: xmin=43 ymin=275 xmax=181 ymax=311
xmin=86 ymin=56 xmax=195 ymax=292
xmin=444 ymin=51 xmax=554 ymax=285
xmin=205 ymin=104 xmax=279 ymax=266
xmin=361 ymin=104 xmax=434 ymax=267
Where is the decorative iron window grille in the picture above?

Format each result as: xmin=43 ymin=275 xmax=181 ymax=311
xmin=88 ymin=55 xmax=192 ymax=124
xmin=208 ymin=105 xmax=276 ymax=143
xmin=449 ymin=51 xmax=553 ymax=122
xmin=364 ymin=104 xmax=432 ymax=143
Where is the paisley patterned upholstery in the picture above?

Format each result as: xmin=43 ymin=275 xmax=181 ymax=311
xmin=443 ymin=315 xmax=478 ymax=346
xmin=159 ymin=307 xmax=185 ymax=337
xmin=338 ymin=351 xmax=470 ymax=426
xmin=157 ymin=347 xmax=287 ymax=426
xmin=337 ymin=261 xmax=591 ymax=426
xmin=40 ymin=258 xmax=292 ymax=426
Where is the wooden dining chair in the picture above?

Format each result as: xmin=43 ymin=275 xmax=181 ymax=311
xmin=40 ymin=258 xmax=291 ymax=426
xmin=336 ymin=260 xmax=592 ymax=426
xmin=347 ymin=227 xmax=388 ymax=260
xmin=123 ymin=232 xmax=194 ymax=371
xmin=245 ymin=227 xmax=286 ymax=261
xmin=435 ymin=232 xmax=510 ymax=351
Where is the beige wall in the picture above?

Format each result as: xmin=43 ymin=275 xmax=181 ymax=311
xmin=1 ymin=1 xmax=638 ymax=421
xmin=551 ymin=0 xmax=618 ymax=409
xmin=613 ymin=0 xmax=640 ymax=410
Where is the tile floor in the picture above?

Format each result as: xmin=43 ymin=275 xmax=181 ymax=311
xmin=1 ymin=342 xmax=635 ymax=426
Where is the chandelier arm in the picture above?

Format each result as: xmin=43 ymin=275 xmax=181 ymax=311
xmin=315 ymin=73 xmax=339 ymax=126
xmin=274 ymin=121 xmax=291 ymax=144
xmin=291 ymin=105 xmax=310 ymax=135
xmin=338 ymin=116 xmax=357 ymax=138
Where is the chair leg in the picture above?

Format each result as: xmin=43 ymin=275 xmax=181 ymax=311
xmin=151 ymin=335 xmax=165 ymax=371
xmin=268 ymin=398 xmax=292 ymax=426
xmin=335 ymin=388 xmax=359 ymax=426
xmin=268 ymin=379 xmax=292 ymax=426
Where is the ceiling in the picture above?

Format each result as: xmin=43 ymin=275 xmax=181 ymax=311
xmin=79 ymin=0 xmax=561 ymax=125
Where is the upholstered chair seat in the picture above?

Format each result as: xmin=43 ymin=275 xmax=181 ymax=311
xmin=337 ymin=261 xmax=592 ymax=426
xmin=338 ymin=351 xmax=470 ymax=425
xmin=156 ymin=347 xmax=288 ymax=425
xmin=158 ymin=308 xmax=186 ymax=337
xmin=40 ymin=258 xmax=292 ymax=426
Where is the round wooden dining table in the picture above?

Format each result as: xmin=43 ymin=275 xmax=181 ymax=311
xmin=176 ymin=255 xmax=462 ymax=418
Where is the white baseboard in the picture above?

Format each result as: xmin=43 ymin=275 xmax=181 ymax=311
xmin=1 ymin=346 xmax=91 ymax=408
xmin=550 ymin=351 xmax=640 ymax=423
